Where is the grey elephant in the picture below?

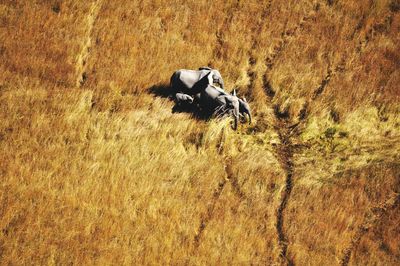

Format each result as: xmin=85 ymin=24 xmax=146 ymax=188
xmin=170 ymin=69 xmax=251 ymax=130
xmin=175 ymin=93 xmax=194 ymax=105
xmin=200 ymin=84 xmax=240 ymax=129
xmin=174 ymin=72 xmax=251 ymax=129
xmin=198 ymin=82 xmax=252 ymax=130
xmin=170 ymin=67 xmax=224 ymax=95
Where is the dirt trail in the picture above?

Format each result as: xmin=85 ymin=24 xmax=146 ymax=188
xmin=191 ymin=2 xmax=398 ymax=263
xmin=210 ymin=1 xmax=240 ymax=63
xmin=192 ymin=157 xmax=247 ymax=248
xmin=238 ymin=4 xmax=303 ymax=262
xmin=314 ymin=5 xmax=396 ymax=103
xmin=262 ymin=77 xmax=297 ymax=265
xmin=266 ymin=59 xmax=338 ymax=265
xmin=264 ymin=12 xmax=316 ymax=72
xmin=225 ymin=158 xmax=246 ymax=200
xmin=355 ymin=10 xmax=395 ymax=54
xmin=261 ymin=7 xmax=320 ymax=101
xmin=245 ymin=4 xmax=396 ymax=263
xmin=245 ymin=0 xmax=272 ymax=99
xmin=273 ymin=120 xmax=295 ymax=265
xmin=193 ymin=177 xmax=227 ymax=247
xmin=75 ymin=0 xmax=103 ymax=87
xmin=257 ymin=9 xmax=320 ymax=264
xmin=340 ymin=193 xmax=400 ymax=265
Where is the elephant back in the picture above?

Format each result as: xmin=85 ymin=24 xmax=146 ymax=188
xmin=170 ymin=68 xmax=224 ymax=94
xmin=170 ymin=69 xmax=199 ymax=94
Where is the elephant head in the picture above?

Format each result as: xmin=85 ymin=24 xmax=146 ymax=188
xmin=238 ymin=97 xmax=252 ymax=124
xmin=214 ymin=90 xmax=240 ymax=130
xmin=211 ymin=70 xmax=224 ymax=90
xmin=200 ymin=68 xmax=225 ymax=90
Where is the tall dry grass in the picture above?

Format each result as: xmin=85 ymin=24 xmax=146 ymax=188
xmin=0 ymin=0 xmax=399 ymax=265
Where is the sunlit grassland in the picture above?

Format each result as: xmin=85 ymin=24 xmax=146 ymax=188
xmin=0 ymin=0 xmax=399 ymax=264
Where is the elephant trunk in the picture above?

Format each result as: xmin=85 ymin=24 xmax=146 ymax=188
xmin=246 ymin=110 xmax=252 ymax=124
xmin=233 ymin=114 xmax=238 ymax=130
xmin=232 ymin=103 xmax=239 ymax=130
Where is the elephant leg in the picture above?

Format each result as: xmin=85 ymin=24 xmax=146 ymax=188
xmin=193 ymin=93 xmax=201 ymax=104
xmin=212 ymin=96 xmax=226 ymax=117
xmin=192 ymin=92 xmax=202 ymax=110
xmin=213 ymin=105 xmax=225 ymax=116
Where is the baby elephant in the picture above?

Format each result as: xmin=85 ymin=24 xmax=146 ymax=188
xmin=175 ymin=93 xmax=194 ymax=105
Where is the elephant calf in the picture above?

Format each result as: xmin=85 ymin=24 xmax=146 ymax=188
xmin=175 ymin=93 xmax=194 ymax=105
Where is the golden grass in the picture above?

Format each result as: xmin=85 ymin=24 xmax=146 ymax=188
xmin=0 ymin=0 xmax=399 ymax=265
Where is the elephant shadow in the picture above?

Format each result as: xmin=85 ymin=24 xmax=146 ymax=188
xmin=149 ymin=84 xmax=211 ymax=121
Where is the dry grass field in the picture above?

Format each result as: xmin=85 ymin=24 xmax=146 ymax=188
xmin=0 ymin=0 xmax=399 ymax=265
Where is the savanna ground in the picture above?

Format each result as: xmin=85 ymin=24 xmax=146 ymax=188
xmin=0 ymin=0 xmax=399 ymax=265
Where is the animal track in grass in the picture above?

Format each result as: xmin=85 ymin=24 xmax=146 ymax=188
xmin=340 ymin=193 xmax=400 ymax=266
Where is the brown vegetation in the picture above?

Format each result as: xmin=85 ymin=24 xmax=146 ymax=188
xmin=0 ymin=0 xmax=399 ymax=264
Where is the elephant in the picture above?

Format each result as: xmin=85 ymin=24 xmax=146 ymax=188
xmin=198 ymin=84 xmax=241 ymax=129
xmin=170 ymin=67 xmax=224 ymax=96
xmin=170 ymin=69 xmax=251 ymax=130
xmin=175 ymin=93 xmax=194 ymax=105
